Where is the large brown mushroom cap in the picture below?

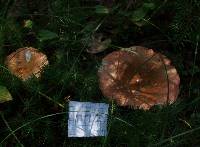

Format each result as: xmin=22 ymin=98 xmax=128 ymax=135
xmin=98 ymin=46 xmax=180 ymax=110
xmin=5 ymin=47 xmax=49 ymax=81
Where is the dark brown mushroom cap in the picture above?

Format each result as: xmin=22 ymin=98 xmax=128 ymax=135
xmin=98 ymin=46 xmax=180 ymax=110
xmin=5 ymin=47 xmax=49 ymax=81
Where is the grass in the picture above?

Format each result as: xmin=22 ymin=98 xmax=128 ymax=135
xmin=0 ymin=0 xmax=200 ymax=146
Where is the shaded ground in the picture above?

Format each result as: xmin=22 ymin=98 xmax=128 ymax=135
xmin=0 ymin=0 xmax=200 ymax=146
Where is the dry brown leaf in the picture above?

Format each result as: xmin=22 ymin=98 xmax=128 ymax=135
xmin=87 ymin=33 xmax=111 ymax=54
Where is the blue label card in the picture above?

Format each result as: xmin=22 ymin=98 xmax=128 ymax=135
xmin=68 ymin=101 xmax=109 ymax=137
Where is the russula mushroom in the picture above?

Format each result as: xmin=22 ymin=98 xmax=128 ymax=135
xmin=98 ymin=46 xmax=180 ymax=110
xmin=5 ymin=47 xmax=49 ymax=81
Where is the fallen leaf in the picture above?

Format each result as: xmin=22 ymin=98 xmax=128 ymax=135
xmin=87 ymin=33 xmax=111 ymax=54
xmin=0 ymin=86 xmax=12 ymax=103
xmin=38 ymin=30 xmax=58 ymax=42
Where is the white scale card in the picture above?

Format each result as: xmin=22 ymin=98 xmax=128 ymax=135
xmin=68 ymin=101 xmax=109 ymax=137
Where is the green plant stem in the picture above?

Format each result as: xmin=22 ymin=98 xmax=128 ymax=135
xmin=2 ymin=0 xmax=12 ymax=18
xmin=0 ymin=112 xmax=23 ymax=146
xmin=152 ymin=126 xmax=200 ymax=146
xmin=189 ymin=35 xmax=199 ymax=97
xmin=1 ymin=112 xmax=67 ymax=144
xmin=159 ymin=54 xmax=170 ymax=104
xmin=102 ymin=100 xmax=114 ymax=146
xmin=38 ymin=91 xmax=64 ymax=108
xmin=114 ymin=117 xmax=134 ymax=128
xmin=142 ymin=18 xmax=174 ymax=47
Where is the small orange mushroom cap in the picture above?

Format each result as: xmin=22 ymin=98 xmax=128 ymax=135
xmin=5 ymin=47 xmax=49 ymax=81
xmin=98 ymin=46 xmax=180 ymax=110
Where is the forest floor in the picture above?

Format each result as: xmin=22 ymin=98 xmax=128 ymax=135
xmin=0 ymin=0 xmax=200 ymax=147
